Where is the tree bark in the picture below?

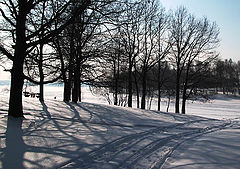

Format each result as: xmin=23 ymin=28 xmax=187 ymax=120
xmin=64 ymin=79 xmax=71 ymax=102
xmin=79 ymin=81 xmax=82 ymax=102
xmin=157 ymin=60 xmax=161 ymax=111
xmin=39 ymin=43 xmax=44 ymax=102
xmin=72 ymin=59 xmax=80 ymax=103
xmin=8 ymin=1 xmax=27 ymax=117
xmin=113 ymin=58 xmax=117 ymax=105
xmin=64 ymin=27 xmax=75 ymax=102
xmin=141 ymin=70 xmax=147 ymax=109
xmin=128 ymin=60 xmax=133 ymax=107
xmin=166 ymin=93 xmax=171 ymax=112
xmin=8 ymin=63 xmax=25 ymax=117
xmin=181 ymin=87 xmax=187 ymax=114
xmin=175 ymin=70 xmax=180 ymax=114
xmin=134 ymin=72 xmax=140 ymax=108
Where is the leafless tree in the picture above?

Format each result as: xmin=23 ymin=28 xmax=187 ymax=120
xmin=117 ymin=0 xmax=144 ymax=107
xmin=168 ymin=7 xmax=219 ymax=114
xmin=138 ymin=0 xmax=168 ymax=109
xmin=0 ymin=0 xmax=90 ymax=117
xmin=155 ymin=8 xmax=170 ymax=111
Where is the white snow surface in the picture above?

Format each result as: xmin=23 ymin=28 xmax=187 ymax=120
xmin=0 ymin=86 xmax=240 ymax=169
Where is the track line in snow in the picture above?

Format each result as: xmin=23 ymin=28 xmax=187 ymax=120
xmin=56 ymin=119 xmax=220 ymax=169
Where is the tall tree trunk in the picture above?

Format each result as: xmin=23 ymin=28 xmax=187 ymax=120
xmin=78 ymin=77 xmax=82 ymax=102
xmin=39 ymin=79 xmax=44 ymax=102
xmin=182 ymin=64 xmax=190 ymax=114
xmin=72 ymin=59 xmax=80 ymax=103
xmin=39 ymin=43 xmax=44 ymax=102
xmin=166 ymin=93 xmax=171 ymax=112
xmin=181 ymin=87 xmax=187 ymax=114
xmin=9 ymin=63 xmax=25 ymax=117
xmin=38 ymin=1 xmax=46 ymax=102
xmin=134 ymin=73 xmax=140 ymax=108
xmin=136 ymin=87 xmax=140 ymax=108
xmin=128 ymin=60 xmax=133 ymax=107
xmin=55 ymin=35 xmax=70 ymax=102
xmin=64 ymin=80 xmax=71 ymax=102
xmin=114 ymin=54 xmax=120 ymax=106
xmin=60 ymin=55 xmax=70 ymax=102
xmin=114 ymin=78 xmax=118 ymax=106
xmin=157 ymin=60 xmax=161 ymax=111
xmin=175 ymin=71 xmax=180 ymax=114
xmin=133 ymin=61 xmax=139 ymax=108
xmin=141 ymin=70 xmax=147 ymax=109
xmin=113 ymin=58 xmax=117 ymax=105
xmin=8 ymin=1 xmax=26 ymax=117
xmin=66 ymin=58 xmax=73 ymax=101
xmin=157 ymin=89 xmax=161 ymax=111
xmin=64 ymin=28 xmax=75 ymax=102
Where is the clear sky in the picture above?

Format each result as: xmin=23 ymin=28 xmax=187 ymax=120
xmin=0 ymin=0 xmax=240 ymax=81
xmin=161 ymin=0 xmax=240 ymax=62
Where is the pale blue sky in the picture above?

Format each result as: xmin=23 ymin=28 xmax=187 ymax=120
xmin=161 ymin=0 xmax=240 ymax=62
xmin=0 ymin=0 xmax=240 ymax=80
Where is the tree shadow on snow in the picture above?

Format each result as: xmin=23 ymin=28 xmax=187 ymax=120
xmin=2 ymin=117 xmax=26 ymax=169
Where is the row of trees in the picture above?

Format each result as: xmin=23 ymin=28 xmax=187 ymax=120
xmin=0 ymin=0 xmax=116 ymax=117
xmin=214 ymin=59 xmax=240 ymax=94
xmin=103 ymin=57 xmax=240 ymax=110
xmin=0 ymin=0 xmax=220 ymax=117
xmin=91 ymin=1 xmax=220 ymax=114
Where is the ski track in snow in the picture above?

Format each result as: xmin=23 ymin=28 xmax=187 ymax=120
xmin=57 ymin=118 xmax=234 ymax=169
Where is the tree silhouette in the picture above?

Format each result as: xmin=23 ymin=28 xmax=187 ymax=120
xmin=0 ymin=0 xmax=90 ymax=117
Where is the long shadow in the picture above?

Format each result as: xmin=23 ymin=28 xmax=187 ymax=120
xmin=41 ymin=102 xmax=52 ymax=119
xmin=2 ymin=117 xmax=26 ymax=169
xmin=66 ymin=102 xmax=107 ymax=142
xmin=0 ymin=101 xmax=106 ymax=169
xmin=76 ymin=103 xmax=132 ymax=126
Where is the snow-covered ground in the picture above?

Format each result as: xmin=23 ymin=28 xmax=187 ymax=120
xmin=0 ymin=85 xmax=240 ymax=169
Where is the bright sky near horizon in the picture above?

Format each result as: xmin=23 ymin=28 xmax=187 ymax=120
xmin=0 ymin=0 xmax=240 ymax=80
xmin=160 ymin=0 xmax=240 ymax=62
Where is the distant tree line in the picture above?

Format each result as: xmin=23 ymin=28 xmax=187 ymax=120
xmin=103 ymin=57 xmax=240 ymax=109
xmin=2 ymin=0 xmax=236 ymax=117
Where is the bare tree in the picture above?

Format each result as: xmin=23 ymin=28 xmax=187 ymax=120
xmin=52 ymin=0 xmax=124 ymax=103
xmin=155 ymin=8 xmax=170 ymax=111
xmin=138 ymin=0 xmax=167 ymax=109
xmin=0 ymin=0 xmax=90 ymax=117
xmin=168 ymin=7 xmax=219 ymax=114
xmin=118 ymin=0 xmax=144 ymax=107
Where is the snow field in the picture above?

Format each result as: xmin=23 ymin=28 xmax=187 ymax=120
xmin=0 ymin=86 xmax=240 ymax=168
